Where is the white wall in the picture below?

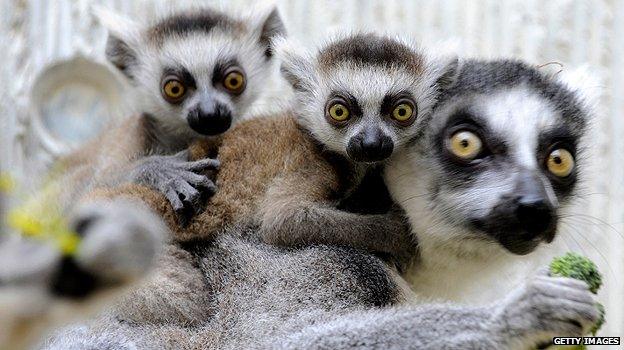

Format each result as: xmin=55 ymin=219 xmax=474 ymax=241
xmin=1 ymin=0 xmax=622 ymax=339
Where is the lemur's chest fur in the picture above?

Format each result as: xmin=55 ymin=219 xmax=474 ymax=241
xmin=404 ymin=242 xmax=559 ymax=305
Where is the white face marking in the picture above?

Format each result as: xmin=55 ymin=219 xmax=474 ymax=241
xmin=297 ymin=60 xmax=442 ymax=158
xmin=476 ymin=86 xmax=558 ymax=169
xmin=131 ymin=29 xmax=271 ymax=139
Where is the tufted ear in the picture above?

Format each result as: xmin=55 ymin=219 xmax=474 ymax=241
xmin=254 ymin=6 xmax=286 ymax=59
xmin=555 ymin=65 xmax=602 ymax=117
xmin=273 ymin=37 xmax=316 ymax=92
xmin=434 ymin=57 xmax=460 ymax=93
xmin=94 ymin=6 xmax=141 ymax=81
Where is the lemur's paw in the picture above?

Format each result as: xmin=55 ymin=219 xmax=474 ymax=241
xmin=494 ymin=268 xmax=600 ymax=347
xmin=377 ymin=207 xmax=416 ymax=272
xmin=0 ymin=236 xmax=60 ymax=288
xmin=70 ymin=199 xmax=167 ymax=287
xmin=0 ymin=200 xmax=167 ymax=348
xmin=131 ymin=150 xmax=219 ymax=225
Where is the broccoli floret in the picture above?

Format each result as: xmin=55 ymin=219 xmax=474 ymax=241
xmin=550 ymin=252 xmax=602 ymax=294
xmin=546 ymin=253 xmax=605 ymax=350
xmin=591 ymin=302 xmax=606 ymax=336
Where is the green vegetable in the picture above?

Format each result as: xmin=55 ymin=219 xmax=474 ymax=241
xmin=550 ymin=252 xmax=603 ymax=294
xmin=590 ymin=303 xmax=606 ymax=336
xmin=547 ymin=253 xmax=605 ymax=350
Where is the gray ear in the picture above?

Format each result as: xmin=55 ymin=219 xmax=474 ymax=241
xmin=273 ymin=37 xmax=316 ymax=92
xmin=94 ymin=6 xmax=140 ymax=80
xmin=434 ymin=58 xmax=460 ymax=93
xmin=258 ymin=8 xmax=286 ymax=58
xmin=105 ymin=35 xmax=138 ymax=80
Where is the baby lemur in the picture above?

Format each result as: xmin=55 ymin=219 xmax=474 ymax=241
xmin=0 ymin=6 xmax=285 ymax=348
xmin=58 ymin=5 xmax=285 ymax=217
xmin=85 ymin=33 xmax=455 ymax=262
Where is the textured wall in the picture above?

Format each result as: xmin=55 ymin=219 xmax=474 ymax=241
xmin=1 ymin=0 xmax=622 ymax=339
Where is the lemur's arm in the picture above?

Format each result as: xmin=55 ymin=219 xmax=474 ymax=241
xmin=274 ymin=272 xmax=600 ymax=350
xmin=85 ymin=118 xmax=220 ymax=221
xmin=259 ymin=173 xmax=415 ymax=266
xmin=48 ymin=116 xmax=150 ymax=212
xmin=78 ymin=137 xmax=222 ymax=237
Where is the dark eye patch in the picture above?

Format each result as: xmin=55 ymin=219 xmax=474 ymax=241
xmin=162 ymin=66 xmax=196 ymax=89
xmin=327 ymin=90 xmax=363 ymax=118
xmin=432 ymin=109 xmax=510 ymax=187
xmin=212 ymin=58 xmax=242 ymax=86
xmin=537 ymin=127 xmax=578 ymax=156
xmin=442 ymin=110 xmax=507 ymax=155
xmin=537 ymin=126 xmax=579 ymax=196
xmin=380 ymin=91 xmax=415 ymax=116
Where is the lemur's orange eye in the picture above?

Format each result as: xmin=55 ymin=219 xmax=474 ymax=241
xmin=162 ymin=78 xmax=186 ymax=103
xmin=328 ymin=103 xmax=350 ymax=122
xmin=223 ymin=70 xmax=246 ymax=94
xmin=448 ymin=130 xmax=483 ymax=160
xmin=392 ymin=103 xmax=414 ymax=122
xmin=546 ymin=148 xmax=575 ymax=177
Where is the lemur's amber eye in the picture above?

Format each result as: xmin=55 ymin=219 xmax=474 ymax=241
xmin=162 ymin=78 xmax=186 ymax=103
xmin=328 ymin=103 xmax=350 ymax=122
xmin=546 ymin=148 xmax=574 ymax=177
xmin=448 ymin=130 xmax=483 ymax=160
xmin=223 ymin=70 xmax=246 ymax=94
xmin=392 ymin=103 xmax=414 ymax=122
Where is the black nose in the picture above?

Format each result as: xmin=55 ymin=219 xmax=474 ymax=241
xmin=346 ymin=128 xmax=394 ymax=162
xmin=187 ymin=101 xmax=232 ymax=136
xmin=514 ymin=195 xmax=556 ymax=241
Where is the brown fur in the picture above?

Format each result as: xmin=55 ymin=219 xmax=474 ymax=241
xmin=48 ymin=115 xmax=153 ymax=212
xmin=83 ymin=108 xmax=415 ymax=264
xmin=85 ymin=113 xmax=345 ymax=241
xmin=317 ymin=33 xmax=424 ymax=72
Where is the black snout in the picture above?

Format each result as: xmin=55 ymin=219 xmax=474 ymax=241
xmin=513 ymin=172 xmax=557 ymax=242
xmin=187 ymin=100 xmax=232 ymax=136
xmin=346 ymin=127 xmax=394 ymax=163
xmin=515 ymin=196 xmax=555 ymax=241
xmin=471 ymin=171 xmax=557 ymax=255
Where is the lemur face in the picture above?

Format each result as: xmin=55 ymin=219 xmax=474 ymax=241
xmin=388 ymin=60 xmax=590 ymax=255
xmin=103 ymin=7 xmax=284 ymax=138
xmin=278 ymin=34 xmax=454 ymax=163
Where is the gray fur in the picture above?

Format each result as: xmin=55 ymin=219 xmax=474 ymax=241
xmin=40 ymin=226 xmax=598 ymax=350
xmin=436 ymin=59 xmax=588 ymax=131
xmin=70 ymin=200 xmax=167 ymax=282
xmin=127 ymin=150 xmax=219 ymax=222
xmin=260 ymin=199 xmax=414 ymax=269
